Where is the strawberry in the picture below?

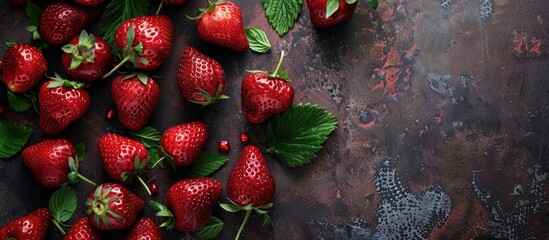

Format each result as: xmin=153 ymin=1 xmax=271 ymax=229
xmin=1 ymin=43 xmax=47 ymax=93
xmin=38 ymin=74 xmax=90 ymax=136
xmin=62 ymin=30 xmax=112 ymax=82
xmin=306 ymin=0 xmax=358 ymax=28
xmin=151 ymin=178 xmax=222 ymax=232
xmin=124 ymin=218 xmax=162 ymax=240
xmin=160 ymin=121 xmax=208 ymax=167
xmin=0 ymin=208 xmax=50 ymax=239
xmin=192 ymin=1 xmax=249 ymax=51
xmin=111 ymin=73 xmax=160 ymax=130
xmin=221 ymin=145 xmax=275 ymax=239
xmin=104 ymin=15 xmax=174 ymax=77
xmin=241 ymin=51 xmax=294 ymax=124
xmin=73 ymin=0 xmax=107 ymax=6
xmin=177 ymin=47 xmax=228 ymax=106
xmin=98 ymin=133 xmax=152 ymax=195
xmin=63 ymin=217 xmax=101 ymax=240
xmin=40 ymin=2 xmax=94 ymax=46
xmin=85 ymin=183 xmax=144 ymax=230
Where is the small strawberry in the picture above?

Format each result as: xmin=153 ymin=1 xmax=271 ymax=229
xmin=73 ymin=0 xmax=107 ymax=6
xmin=85 ymin=183 xmax=144 ymax=230
xmin=98 ymin=133 xmax=152 ymax=195
xmin=306 ymin=0 xmax=358 ymax=28
xmin=150 ymin=178 xmax=222 ymax=232
xmin=62 ymin=30 xmax=112 ymax=82
xmin=40 ymin=2 xmax=94 ymax=46
xmin=104 ymin=15 xmax=174 ymax=77
xmin=1 ymin=43 xmax=47 ymax=93
xmin=63 ymin=217 xmax=101 ymax=240
xmin=38 ymin=74 xmax=90 ymax=136
xmin=191 ymin=1 xmax=249 ymax=51
xmin=221 ymin=145 xmax=276 ymax=239
xmin=177 ymin=47 xmax=228 ymax=106
xmin=160 ymin=121 xmax=208 ymax=167
xmin=111 ymin=73 xmax=160 ymax=130
xmin=0 ymin=208 xmax=50 ymax=239
xmin=124 ymin=218 xmax=162 ymax=240
xmin=241 ymin=51 xmax=294 ymax=124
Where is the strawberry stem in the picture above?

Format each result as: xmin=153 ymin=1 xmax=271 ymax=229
xmin=272 ymin=51 xmax=285 ymax=77
xmin=52 ymin=219 xmax=66 ymax=235
xmin=103 ymin=55 xmax=132 ymax=79
xmin=155 ymin=1 xmax=164 ymax=15
xmin=78 ymin=173 xmax=97 ymax=186
xmin=137 ymin=176 xmax=152 ymax=195
xmin=235 ymin=209 xmax=251 ymax=240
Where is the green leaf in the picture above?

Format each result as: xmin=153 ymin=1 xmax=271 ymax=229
xmin=99 ymin=0 xmax=150 ymax=55
xmin=129 ymin=126 xmax=161 ymax=148
xmin=26 ymin=1 xmax=43 ymax=27
xmin=48 ymin=187 xmax=77 ymax=223
xmin=326 ymin=0 xmax=339 ymax=19
xmin=368 ymin=0 xmax=378 ymax=10
xmin=245 ymin=28 xmax=271 ymax=53
xmin=7 ymin=90 xmax=31 ymax=112
xmin=0 ymin=121 xmax=32 ymax=159
xmin=75 ymin=142 xmax=86 ymax=162
xmin=185 ymin=151 xmax=228 ymax=178
xmin=266 ymin=103 xmax=337 ymax=167
xmin=194 ymin=217 xmax=224 ymax=240
xmin=219 ymin=202 xmax=242 ymax=213
xmin=147 ymin=148 xmax=164 ymax=169
xmin=262 ymin=0 xmax=302 ymax=36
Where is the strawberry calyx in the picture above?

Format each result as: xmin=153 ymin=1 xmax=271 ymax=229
xmin=120 ymin=156 xmax=152 ymax=195
xmin=67 ymin=156 xmax=97 ymax=186
xmin=188 ymin=85 xmax=230 ymax=107
xmin=103 ymin=24 xmax=148 ymax=79
xmin=151 ymin=145 xmax=175 ymax=170
xmin=47 ymin=73 xmax=86 ymax=89
xmin=246 ymin=51 xmax=289 ymax=82
xmin=25 ymin=26 xmax=49 ymax=50
xmin=326 ymin=0 xmax=358 ymax=19
xmin=122 ymin=72 xmax=150 ymax=85
xmin=149 ymin=201 xmax=175 ymax=229
xmin=85 ymin=185 xmax=121 ymax=228
xmin=187 ymin=0 xmax=227 ymax=20
xmin=61 ymin=30 xmax=96 ymax=70
xmin=219 ymin=198 xmax=273 ymax=240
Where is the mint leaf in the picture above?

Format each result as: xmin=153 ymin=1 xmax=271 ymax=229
xmin=75 ymin=142 xmax=86 ymax=162
xmin=0 ymin=121 xmax=32 ymax=159
xmin=185 ymin=151 xmax=228 ymax=178
xmin=368 ymin=0 xmax=378 ymax=10
xmin=326 ymin=0 xmax=339 ymax=18
xmin=266 ymin=103 xmax=337 ymax=167
xmin=262 ymin=0 xmax=302 ymax=36
xmin=26 ymin=1 xmax=43 ymax=27
xmin=49 ymin=187 xmax=77 ymax=223
xmin=245 ymin=28 xmax=271 ymax=53
xmin=7 ymin=90 xmax=31 ymax=112
xmin=194 ymin=217 xmax=224 ymax=240
xmin=129 ymin=126 xmax=161 ymax=148
xmin=99 ymin=0 xmax=150 ymax=55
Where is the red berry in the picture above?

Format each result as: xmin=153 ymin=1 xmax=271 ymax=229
xmin=106 ymin=107 xmax=116 ymax=121
xmin=218 ymin=140 xmax=230 ymax=152
xmin=149 ymin=182 xmax=158 ymax=195
xmin=239 ymin=133 xmax=249 ymax=144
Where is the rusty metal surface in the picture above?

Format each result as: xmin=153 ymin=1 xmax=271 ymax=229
xmin=1 ymin=0 xmax=549 ymax=239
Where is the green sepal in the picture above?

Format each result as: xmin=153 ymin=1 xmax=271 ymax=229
xmin=368 ymin=0 xmax=378 ymax=10
xmin=326 ymin=0 xmax=339 ymax=19
xmin=345 ymin=0 xmax=357 ymax=4
xmin=25 ymin=25 xmax=42 ymax=41
xmin=122 ymin=72 xmax=150 ymax=85
xmin=150 ymin=201 xmax=175 ymax=229
xmin=188 ymin=0 xmax=227 ymax=20
xmin=46 ymin=73 xmax=86 ymax=89
xmin=219 ymin=202 xmax=242 ymax=213
xmin=4 ymin=42 xmax=15 ymax=48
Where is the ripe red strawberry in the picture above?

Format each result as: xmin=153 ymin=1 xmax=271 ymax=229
xmin=40 ymin=3 xmax=94 ymax=46
xmin=0 ymin=208 xmax=50 ymax=239
xmin=73 ymin=0 xmax=107 ymax=6
xmin=111 ymin=73 xmax=160 ymax=130
xmin=241 ymin=51 xmax=294 ymax=124
xmin=177 ymin=47 xmax=228 ymax=106
xmin=105 ymin=15 xmax=174 ymax=77
xmin=307 ymin=0 xmax=358 ymax=28
xmin=98 ymin=133 xmax=151 ymax=194
xmin=22 ymin=139 xmax=74 ymax=188
xmin=160 ymin=121 xmax=208 ymax=167
xmin=62 ymin=30 xmax=112 ymax=82
xmin=193 ymin=1 xmax=249 ymax=51
xmin=151 ymin=178 xmax=222 ymax=231
xmin=124 ymin=218 xmax=161 ymax=240
xmin=85 ymin=183 xmax=144 ymax=230
xmin=64 ymin=217 xmax=101 ymax=240
xmin=1 ymin=43 xmax=47 ymax=93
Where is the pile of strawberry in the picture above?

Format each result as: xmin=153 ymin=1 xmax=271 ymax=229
xmin=0 ymin=0 xmax=367 ymax=239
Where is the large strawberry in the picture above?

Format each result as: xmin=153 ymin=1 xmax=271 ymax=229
xmin=111 ymin=73 xmax=160 ymax=130
xmin=40 ymin=2 xmax=94 ymax=46
xmin=98 ymin=133 xmax=152 ymax=195
xmin=307 ymin=0 xmax=358 ymax=28
xmin=177 ymin=47 xmax=228 ymax=106
xmin=241 ymin=51 xmax=294 ymax=124
xmin=192 ymin=1 xmax=249 ymax=51
xmin=104 ymin=15 xmax=174 ymax=78
xmin=151 ymin=178 xmax=222 ymax=232
xmin=39 ymin=74 xmax=91 ymax=136
xmin=1 ymin=43 xmax=47 ymax=93
xmin=221 ymin=145 xmax=276 ymax=239
xmin=62 ymin=30 xmax=112 ymax=82
xmin=85 ymin=183 xmax=144 ymax=230
xmin=160 ymin=121 xmax=208 ymax=167
xmin=0 ymin=208 xmax=50 ymax=239
xmin=64 ymin=217 xmax=101 ymax=240
xmin=124 ymin=218 xmax=162 ymax=240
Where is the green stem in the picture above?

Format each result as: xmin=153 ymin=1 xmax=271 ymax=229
xmin=151 ymin=156 xmax=165 ymax=169
xmin=103 ymin=55 xmax=132 ymax=79
xmin=52 ymin=219 xmax=66 ymax=235
xmin=272 ymin=51 xmax=285 ymax=77
xmin=137 ymin=176 xmax=152 ymax=195
xmin=78 ymin=173 xmax=97 ymax=186
xmin=155 ymin=1 xmax=164 ymax=15
xmin=235 ymin=209 xmax=252 ymax=240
